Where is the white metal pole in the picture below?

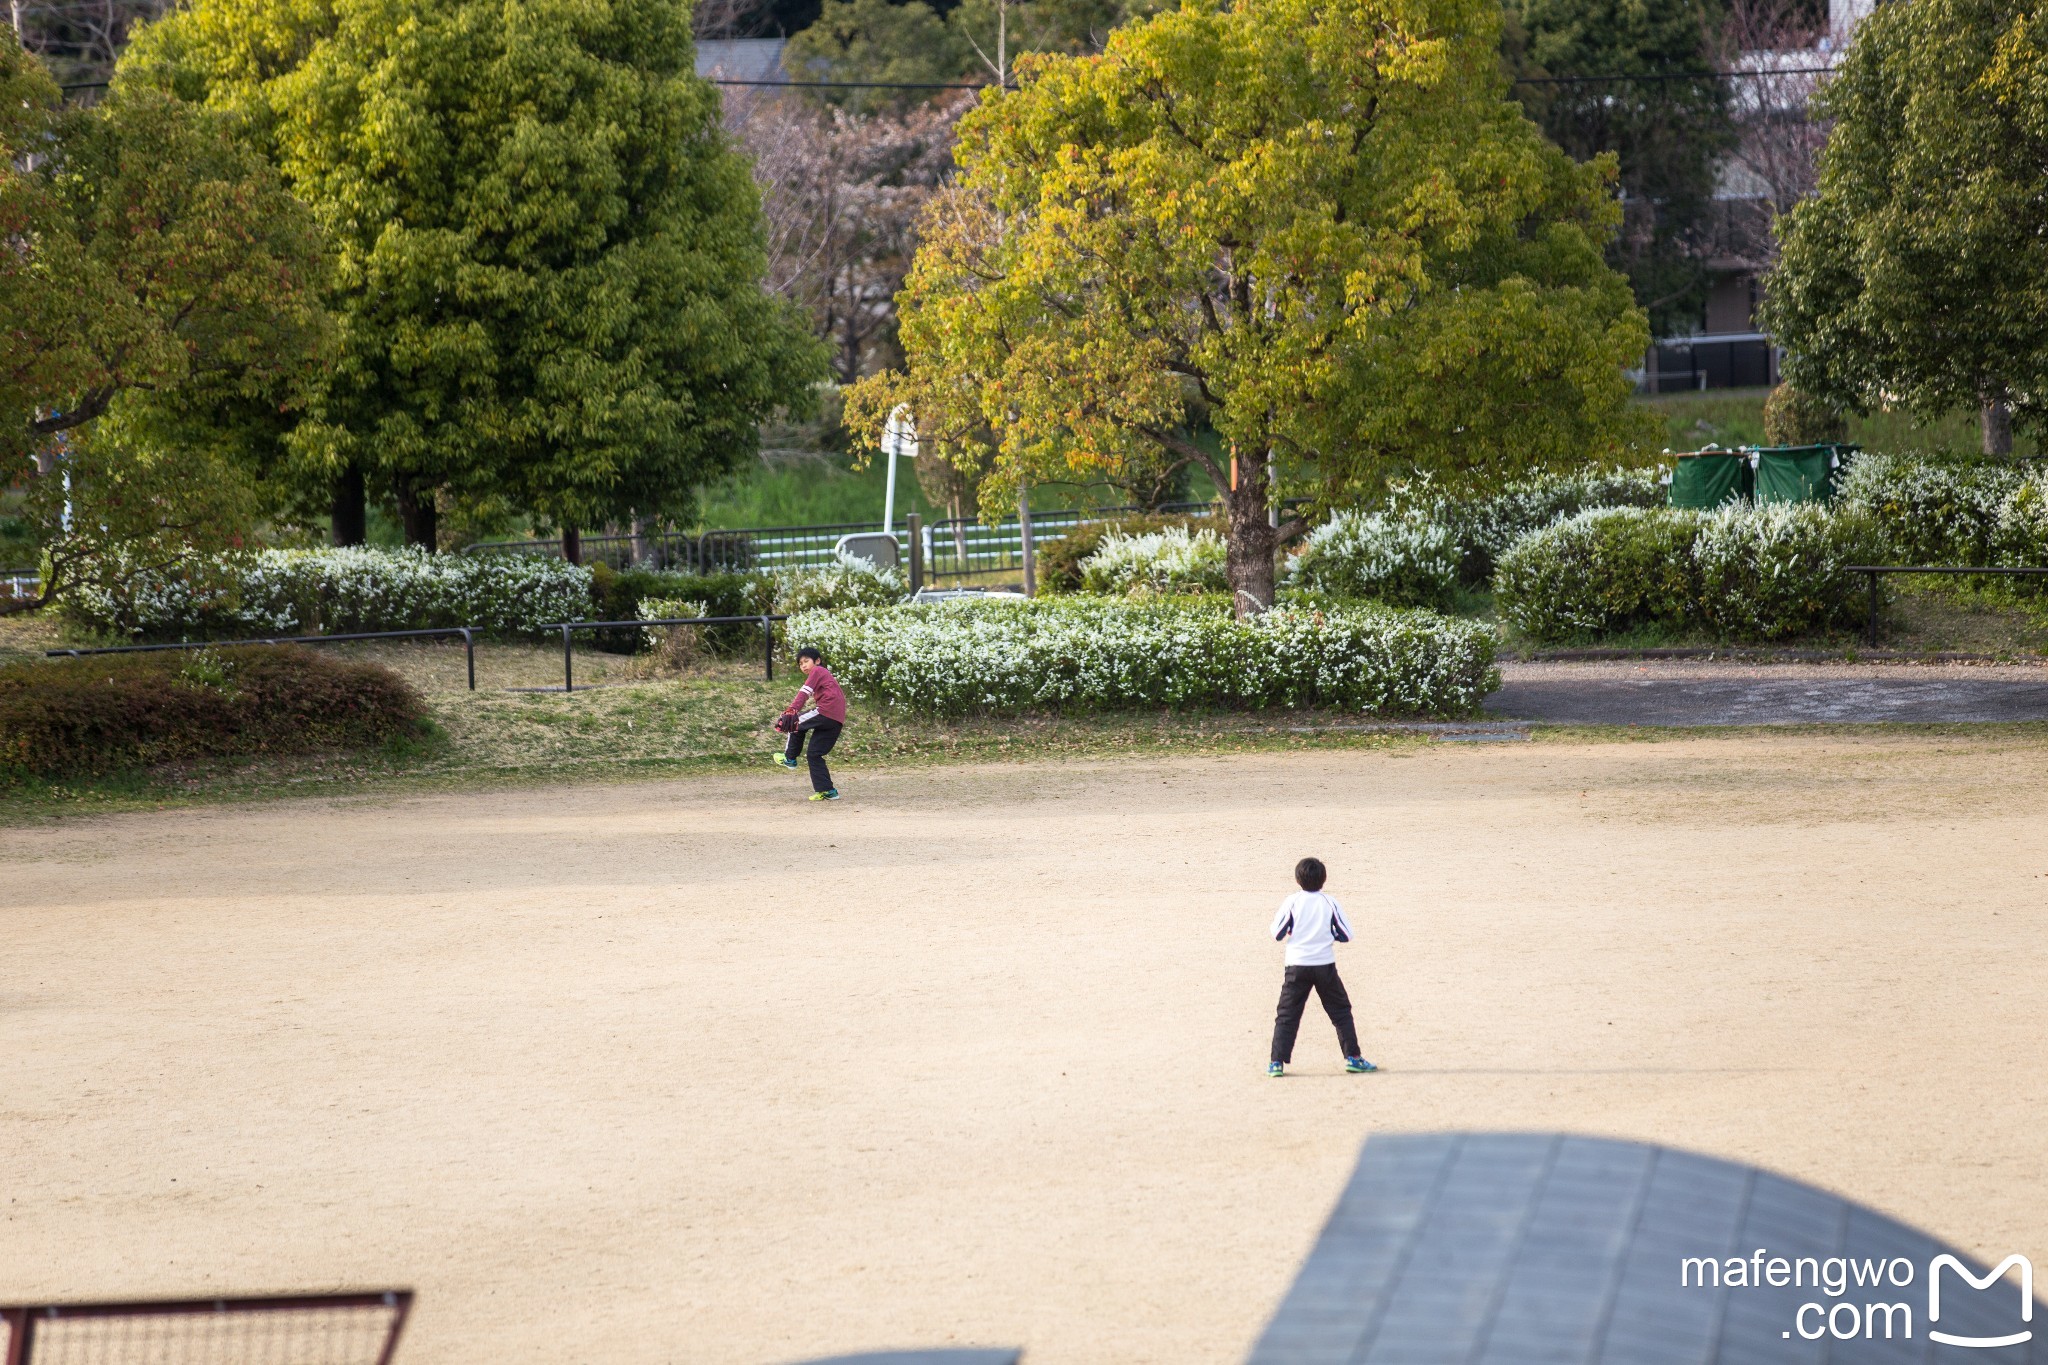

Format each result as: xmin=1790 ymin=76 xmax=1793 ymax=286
xmin=884 ymin=436 xmax=897 ymax=537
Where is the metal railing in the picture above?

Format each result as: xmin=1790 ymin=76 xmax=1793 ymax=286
xmin=3 ymin=568 xmax=38 ymax=602
xmin=1849 ymin=565 xmax=2048 ymax=647
xmin=926 ymin=502 xmax=1215 ymax=579
xmin=547 ymin=614 xmax=788 ymax=692
xmin=468 ymin=504 xmax=1225 ymax=580
xmin=466 ymin=523 xmax=889 ymax=574
xmin=46 ymin=627 xmax=479 ymax=689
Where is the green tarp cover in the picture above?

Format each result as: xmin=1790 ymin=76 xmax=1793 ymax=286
xmin=1668 ymin=452 xmax=1752 ymax=508
xmin=1754 ymin=445 xmax=1842 ymax=504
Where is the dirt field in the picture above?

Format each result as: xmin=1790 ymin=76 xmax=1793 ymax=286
xmin=5 ymin=733 xmax=2047 ymax=1365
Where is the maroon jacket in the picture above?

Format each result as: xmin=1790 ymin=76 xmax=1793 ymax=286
xmin=785 ymin=664 xmax=847 ymax=725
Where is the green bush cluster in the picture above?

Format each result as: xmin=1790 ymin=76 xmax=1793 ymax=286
xmin=1078 ymin=526 xmax=1230 ymax=595
xmin=586 ymin=558 xmax=904 ymax=654
xmin=1494 ymin=504 xmax=1883 ymax=642
xmin=1402 ymin=466 xmax=1669 ymax=585
xmin=785 ymin=595 xmax=1497 ymax=717
xmin=1834 ymin=453 xmax=2048 ymax=583
xmin=1284 ymin=510 xmax=1461 ymax=609
xmin=66 ymin=547 xmax=594 ymax=642
xmin=1037 ymin=512 xmax=1214 ymax=593
xmin=0 ymin=647 xmax=426 ymax=782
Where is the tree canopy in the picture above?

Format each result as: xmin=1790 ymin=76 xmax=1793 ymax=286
xmin=1762 ymin=0 xmax=2048 ymax=454
xmin=126 ymin=0 xmax=828 ymax=545
xmin=1 ymin=25 xmax=329 ymax=467
xmin=846 ymin=0 xmax=1651 ymax=609
xmin=2 ymin=25 xmax=330 ymax=613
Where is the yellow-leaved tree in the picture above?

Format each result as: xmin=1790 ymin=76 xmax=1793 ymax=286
xmin=845 ymin=0 xmax=1654 ymax=611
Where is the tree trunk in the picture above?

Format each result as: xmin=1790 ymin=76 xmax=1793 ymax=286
xmin=330 ymin=464 xmax=367 ymax=546
xmin=1224 ymin=473 xmax=1278 ymax=617
xmin=395 ymin=484 xmax=438 ymax=550
xmin=562 ymin=525 xmax=582 ymax=565
xmin=1982 ymin=397 xmax=2013 ymax=456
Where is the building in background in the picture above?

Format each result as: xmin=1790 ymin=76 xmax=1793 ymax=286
xmin=1644 ymin=0 xmax=1875 ymax=393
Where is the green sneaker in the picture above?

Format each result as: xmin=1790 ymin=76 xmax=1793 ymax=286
xmin=1267 ymin=1062 xmax=1284 ymax=1079
xmin=772 ymin=755 xmax=799 ymax=769
xmin=1345 ymin=1057 xmax=1379 ymax=1074
xmin=809 ymin=789 xmax=841 ymax=801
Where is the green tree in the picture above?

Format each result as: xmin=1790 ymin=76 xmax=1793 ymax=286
xmin=1503 ymin=0 xmax=1736 ymax=335
xmin=2 ymin=27 xmax=330 ymax=613
xmin=128 ymin=0 xmax=828 ymax=547
xmin=845 ymin=0 xmax=1651 ymax=610
xmin=1763 ymin=0 xmax=2048 ymax=456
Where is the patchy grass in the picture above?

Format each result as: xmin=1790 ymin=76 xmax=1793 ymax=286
xmin=1878 ymin=577 xmax=2048 ymax=657
xmin=1636 ymin=388 xmax=2043 ymax=455
xmin=0 ymin=660 xmax=1452 ymax=822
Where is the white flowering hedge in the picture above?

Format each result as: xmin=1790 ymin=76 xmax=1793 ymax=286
xmin=1494 ymin=503 xmax=1883 ymax=642
xmin=785 ymin=596 xmax=1498 ymax=717
xmin=67 ymin=547 xmax=594 ymax=640
xmin=1835 ymin=452 xmax=2048 ymax=575
xmin=1078 ymin=526 xmax=1229 ymax=595
xmin=1285 ymin=511 xmax=1462 ymax=608
xmin=767 ymin=555 xmax=906 ymax=614
xmin=1400 ymin=466 xmax=1667 ymax=584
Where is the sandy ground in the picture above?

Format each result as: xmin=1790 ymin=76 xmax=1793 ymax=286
xmin=5 ymin=734 xmax=2048 ymax=1364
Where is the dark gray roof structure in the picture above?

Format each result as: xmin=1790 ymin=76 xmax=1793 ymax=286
xmin=1247 ymin=1132 xmax=2042 ymax=1364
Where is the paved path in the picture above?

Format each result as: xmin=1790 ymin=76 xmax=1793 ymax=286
xmin=1485 ymin=659 xmax=2048 ymax=726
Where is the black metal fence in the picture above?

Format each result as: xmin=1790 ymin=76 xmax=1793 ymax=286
xmin=46 ymin=627 xmax=479 ymax=689
xmin=547 ymin=614 xmax=787 ymax=692
xmin=468 ymin=504 xmax=1226 ymax=581
xmin=1849 ymin=564 xmax=2048 ymax=646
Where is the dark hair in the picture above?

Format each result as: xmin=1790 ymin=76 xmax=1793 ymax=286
xmin=1294 ymin=857 xmax=1327 ymax=891
xmin=796 ymin=647 xmax=824 ymax=665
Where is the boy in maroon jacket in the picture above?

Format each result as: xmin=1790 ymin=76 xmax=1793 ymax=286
xmin=773 ymin=647 xmax=846 ymax=801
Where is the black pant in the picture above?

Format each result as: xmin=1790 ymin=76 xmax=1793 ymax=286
xmin=784 ymin=716 xmax=841 ymax=793
xmin=1271 ymin=963 xmax=1361 ymax=1064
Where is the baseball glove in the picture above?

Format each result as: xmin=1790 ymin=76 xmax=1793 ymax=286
xmin=773 ymin=712 xmax=800 ymax=735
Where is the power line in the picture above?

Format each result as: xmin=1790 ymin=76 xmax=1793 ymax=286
xmin=57 ymin=66 xmax=1839 ymax=98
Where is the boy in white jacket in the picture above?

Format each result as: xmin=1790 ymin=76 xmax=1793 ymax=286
xmin=1268 ymin=857 xmax=1377 ymax=1077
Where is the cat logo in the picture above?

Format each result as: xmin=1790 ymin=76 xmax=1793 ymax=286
xmin=1929 ymin=1254 xmax=2034 ymax=1349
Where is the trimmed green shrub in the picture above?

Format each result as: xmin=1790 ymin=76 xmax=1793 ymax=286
xmin=785 ymin=596 xmax=1497 ymax=717
xmin=0 ymin=646 xmax=426 ymax=782
xmin=1833 ymin=450 xmax=2023 ymax=566
xmin=1493 ymin=507 xmax=1702 ymax=639
xmin=1038 ymin=512 xmax=1212 ymax=593
xmin=1284 ymin=511 xmax=1460 ymax=608
xmin=1495 ymin=504 xmax=1883 ymax=642
xmin=1692 ymin=504 xmax=1883 ymax=639
xmin=587 ymin=557 xmax=902 ymax=653
xmin=1079 ymin=526 xmax=1230 ymax=595
xmin=1762 ymin=383 xmax=1847 ymax=445
xmin=1394 ymin=466 xmax=1667 ymax=584
xmin=67 ymin=547 xmax=593 ymax=641
xmin=1993 ymin=473 xmax=2048 ymax=590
